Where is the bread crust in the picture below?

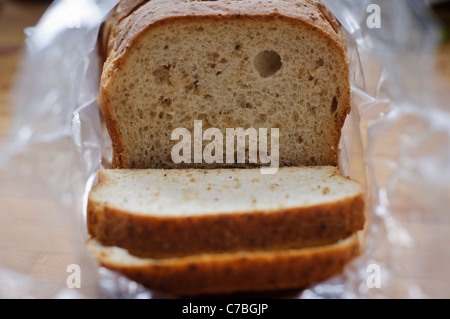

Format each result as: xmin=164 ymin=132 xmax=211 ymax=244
xmin=109 ymin=0 xmax=347 ymax=64
xmin=100 ymin=0 xmax=148 ymax=62
xmin=88 ymin=189 xmax=364 ymax=258
xmin=98 ymin=82 xmax=129 ymax=168
xmin=100 ymin=0 xmax=350 ymax=168
xmin=87 ymin=235 xmax=360 ymax=296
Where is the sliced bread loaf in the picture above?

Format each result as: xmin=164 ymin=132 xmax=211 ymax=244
xmin=88 ymin=167 xmax=365 ymax=259
xmin=100 ymin=0 xmax=350 ymax=169
xmin=87 ymin=234 xmax=360 ymax=296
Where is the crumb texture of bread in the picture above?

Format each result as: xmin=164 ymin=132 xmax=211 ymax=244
xmin=100 ymin=0 xmax=350 ymax=169
xmin=88 ymin=167 xmax=365 ymax=258
xmin=87 ymin=235 xmax=360 ymax=296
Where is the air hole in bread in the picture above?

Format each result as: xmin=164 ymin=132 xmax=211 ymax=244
xmin=153 ymin=65 xmax=171 ymax=85
xmin=161 ymin=98 xmax=172 ymax=107
xmin=316 ymin=58 xmax=324 ymax=67
xmin=254 ymin=50 xmax=282 ymax=78
xmin=331 ymin=96 xmax=338 ymax=114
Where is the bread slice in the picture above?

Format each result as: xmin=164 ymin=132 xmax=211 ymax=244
xmin=88 ymin=167 xmax=365 ymax=259
xmin=100 ymin=0 xmax=350 ymax=169
xmin=87 ymin=234 xmax=360 ymax=296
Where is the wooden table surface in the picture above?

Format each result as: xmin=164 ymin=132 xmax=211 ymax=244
xmin=0 ymin=1 xmax=50 ymax=146
xmin=1 ymin=0 xmax=450 ymax=299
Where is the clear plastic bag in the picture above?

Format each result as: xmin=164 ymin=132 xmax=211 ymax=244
xmin=0 ymin=0 xmax=448 ymax=298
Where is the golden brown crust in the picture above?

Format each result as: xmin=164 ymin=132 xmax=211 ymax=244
xmin=88 ymin=191 xmax=364 ymax=258
xmin=110 ymin=0 xmax=347 ymax=63
xmin=114 ymin=0 xmax=148 ymax=22
xmin=102 ymin=0 xmax=149 ymax=60
xmin=100 ymin=0 xmax=350 ymax=169
xmin=87 ymin=235 xmax=360 ymax=296
xmin=98 ymin=80 xmax=129 ymax=168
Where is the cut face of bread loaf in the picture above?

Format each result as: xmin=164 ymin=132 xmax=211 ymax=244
xmin=100 ymin=0 xmax=350 ymax=169
xmin=88 ymin=235 xmax=360 ymax=296
xmin=88 ymin=167 xmax=365 ymax=259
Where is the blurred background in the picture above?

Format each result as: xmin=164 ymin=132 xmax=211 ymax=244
xmin=429 ymin=0 xmax=450 ymax=40
xmin=1 ymin=0 xmax=53 ymax=147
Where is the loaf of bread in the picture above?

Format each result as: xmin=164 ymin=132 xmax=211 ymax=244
xmin=88 ymin=167 xmax=364 ymax=259
xmin=99 ymin=0 xmax=350 ymax=169
xmin=89 ymin=0 xmax=364 ymax=296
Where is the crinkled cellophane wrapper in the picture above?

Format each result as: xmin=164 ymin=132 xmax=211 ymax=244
xmin=0 ymin=0 xmax=448 ymax=298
